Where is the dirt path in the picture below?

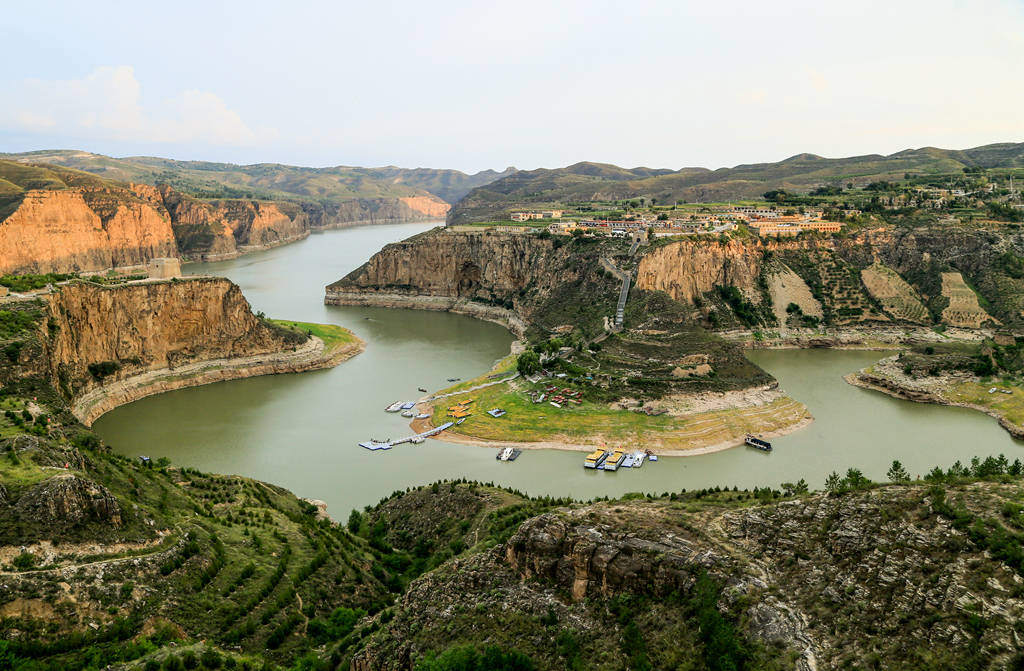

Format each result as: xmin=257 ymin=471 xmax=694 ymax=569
xmin=0 ymin=530 xmax=178 ymax=576
xmin=425 ymin=374 xmax=519 ymax=401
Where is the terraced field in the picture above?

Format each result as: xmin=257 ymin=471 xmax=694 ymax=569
xmin=941 ymin=272 xmax=998 ymax=327
xmin=860 ymin=262 xmax=930 ymax=324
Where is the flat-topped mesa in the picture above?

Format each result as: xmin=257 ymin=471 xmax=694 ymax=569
xmin=40 ymin=277 xmax=359 ymax=425
xmin=326 ymin=228 xmax=574 ymax=335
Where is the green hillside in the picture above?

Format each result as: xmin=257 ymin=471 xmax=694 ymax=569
xmin=1 ymin=151 xmax=512 ymax=205
xmin=449 ymin=143 xmax=1024 ymax=223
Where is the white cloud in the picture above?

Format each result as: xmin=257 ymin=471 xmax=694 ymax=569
xmin=4 ymin=66 xmax=275 ymax=146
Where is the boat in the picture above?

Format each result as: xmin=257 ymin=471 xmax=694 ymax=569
xmin=400 ymin=401 xmax=416 ymax=410
xmin=632 ymin=452 xmax=645 ymax=468
xmin=359 ymin=441 xmax=392 ymax=451
xmin=550 ymin=401 xmax=562 ymax=408
xmin=384 ymin=402 xmax=403 ymax=413
xmin=418 ymin=387 xmax=428 ymax=392
xmin=447 ymin=378 xmax=461 ymax=382
xmin=401 ymin=410 xmax=415 ymax=418
xmin=620 ymin=454 xmax=635 ymax=468
xmin=745 ymin=434 xmax=773 ymax=451
xmin=602 ymin=450 xmax=625 ymax=471
xmin=410 ymin=437 xmax=425 ymax=444
xmin=456 ymin=417 xmax=467 ymax=425
xmin=415 ymin=413 xmax=430 ymax=420
xmin=497 ymin=447 xmax=514 ymax=461
xmin=584 ymin=449 xmax=608 ymax=469
xmin=648 ymin=454 xmax=658 ymax=462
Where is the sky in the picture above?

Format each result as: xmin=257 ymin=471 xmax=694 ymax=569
xmin=2 ymin=0 xmax=1023 ymax=174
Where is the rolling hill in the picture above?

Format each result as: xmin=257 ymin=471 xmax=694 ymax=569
xmin=0 ymin=150 xmax=512 ymax=206
xmin=448 ymin=142 xmax=1024 ymax=224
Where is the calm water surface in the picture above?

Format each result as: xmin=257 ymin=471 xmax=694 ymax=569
xmin=94 ymin=223 xmax=1023 ymax=516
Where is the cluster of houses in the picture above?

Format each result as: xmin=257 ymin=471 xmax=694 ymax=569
xmin=530 ymin=205 xmax=844 ymax=238
xmin=510 ymin=210 xmax=563 ymax=221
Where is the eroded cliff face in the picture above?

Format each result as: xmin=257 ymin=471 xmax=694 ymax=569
xmin=152 ymin=185 xmax=309 ymax=260
xmin=327 ymin=230 xmax=571 ymax=330
xmin=41 ymin=278 xmax=301 ymax=404
xmin=0 ymin=189 xmax=177 ymax=274
xmin=301 ymin=196 xmax=449 ymax=230
xmin=637 ymin=237 xmax=768 ymax=302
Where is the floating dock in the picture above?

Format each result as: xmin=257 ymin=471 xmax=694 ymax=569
xmin=359 ymin=421 xmax=454 ymax=451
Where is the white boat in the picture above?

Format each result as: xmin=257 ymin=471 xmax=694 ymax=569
xmin=385 ymin=401 xmax=403 ymax=412
xmin=550 ymin=401 xmax=562 ymax=408
xmin=401 ymin=410 xmax=416 ymax=418
xmin=415 ymin=413 xmax=430 ymax=419
xmin=620 ymin=455 xmax=634 ymax=468
xmin=633 ymin=452 xmax=645 ymax=468
xmin=497 ymin=447 xmax=514 ymax=461
xmin=411 ymin=437 xmax=425 ymax=444
xmin=648 ymin=454 xmax=658 ymax=462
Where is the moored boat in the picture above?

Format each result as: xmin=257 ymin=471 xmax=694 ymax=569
xmin=602 ymin=450 xmax=626 ymax=471
xmin=584 ymin=449 xmax=608 ymax=469
xmin=385 ymin=401 xmax=403 ymax=412
xmin=744 ymin=434 xmax=773 ymax=451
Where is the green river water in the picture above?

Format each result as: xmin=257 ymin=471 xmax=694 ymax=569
xmin=93 ymin=222 xmax=1023 ymax=517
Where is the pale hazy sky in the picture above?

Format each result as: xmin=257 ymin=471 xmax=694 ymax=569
xmin=2 ymin=0 xmax=1022 ymax=173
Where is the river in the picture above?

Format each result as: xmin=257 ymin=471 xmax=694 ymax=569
xmin=93 ymin=223 xmax=1023 ymax=516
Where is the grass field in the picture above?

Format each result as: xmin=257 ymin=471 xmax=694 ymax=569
xmin=269 ymin=320 xmax=359 ymax=353
xmin=945 ymin=381 xmax=1024 ymax=427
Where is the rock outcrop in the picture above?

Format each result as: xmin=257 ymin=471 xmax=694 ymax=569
xmin=357 ymin=485 xmax=1024 ymax=670
xmin=13 ymin=474 xmax=122 ymax=529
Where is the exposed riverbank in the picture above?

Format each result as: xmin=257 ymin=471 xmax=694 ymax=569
xmin=72 ymin=324 xmax=363 ymax=426
xmin=325 ymin=290 xmax=529 ymax=337
xmin=726 ymin=324 xmax=990 ymax=350
xmin=847 ymin=355 xmax=1024 ymax=441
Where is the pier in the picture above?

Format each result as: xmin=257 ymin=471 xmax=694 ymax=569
xmin=360 ymin=421 xmax=455 ymax=450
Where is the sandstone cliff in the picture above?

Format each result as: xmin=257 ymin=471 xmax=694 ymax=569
xmin=0 ymin=158 xmax=449 ymax=275
xmin=39 ymin=277 xmax=354 ymax=424
xmin=153 ymin=185 xmax=309 ymax=260
xmin=327 ymin=229 xmax=572 ymax=334
xmin=300 ymin=196 xmax=449 ymax=230
xmin=0 ymin=189 xmax=177 ymax=274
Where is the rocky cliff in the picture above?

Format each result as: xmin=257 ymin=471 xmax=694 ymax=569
xmin=38 ymin=277 xmax=352 ymax=423
xmin=0 ymin=158 xmax=449 ymax=274
xmin=354 ymin=482 xmax=1024 ymax=670
xmin=300 ymin=196 xmax=449 ymax=230
xmin=327 ymin=229 xmax=573 ymax=334
xmin=0 ymin=188 xmax=177 ymax=274
xmin=151 ymin=185 xmax=309 ymax=260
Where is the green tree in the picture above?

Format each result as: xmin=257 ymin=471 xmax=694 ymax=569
xmin=824 ymin=471 xmax=843 ymax=493
xmin=887 ymin=460 xmax=910 ymax=482
xmin=347 ymin=509 xmax=362 ymax=534
xmin=516 ymin=351 xmax=541 ymax=376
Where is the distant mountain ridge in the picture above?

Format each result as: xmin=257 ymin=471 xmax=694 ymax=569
xmin=448 ymin=142 xmax=1024 ymax=224
xmin=0 ymin=150 xmax=514 ymax=205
